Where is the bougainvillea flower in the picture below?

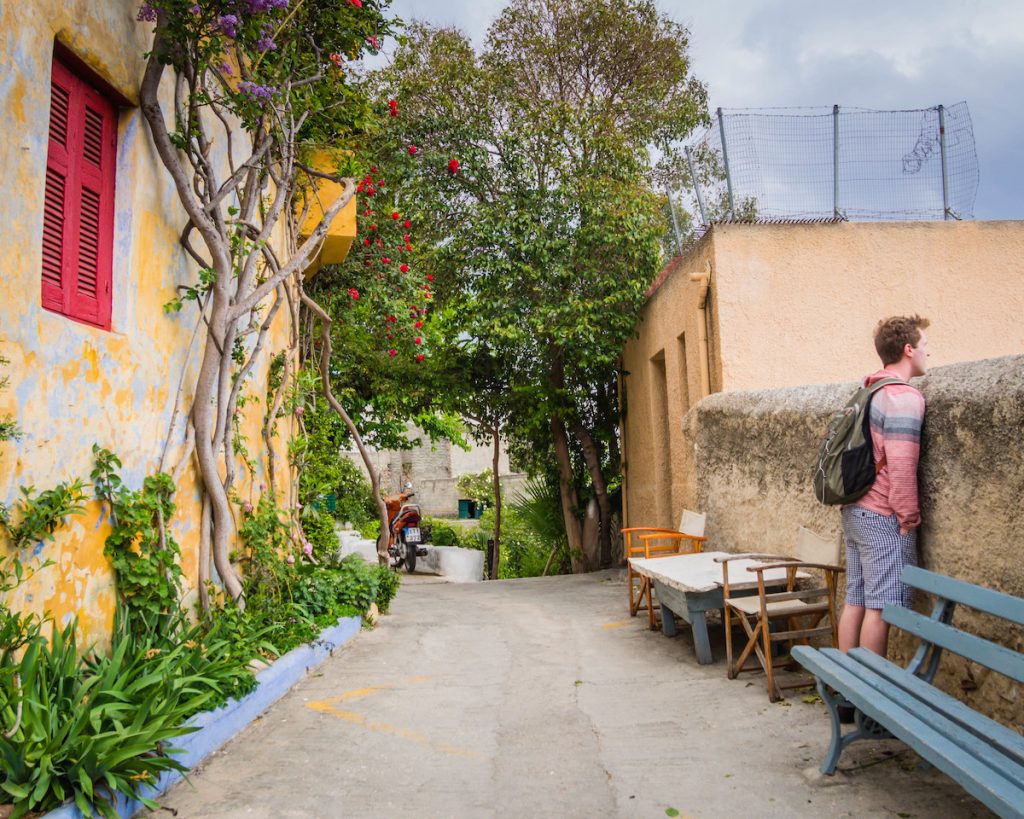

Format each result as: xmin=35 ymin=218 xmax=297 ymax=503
xmin=426 ymin=274 xmax=434 ymax=281
xmin=369 ymin=224 xmax=377 ymax=231
xmin=391 ymin=211 xmax=400 ymax=220
xmin=382 ymin=256 xmax=391 ymax=264
xmin=403 ymin=219 xmax=411 ymax=228
xmin=389 ymin=348 xmax=397 ymax=357
xmin=367 ymin=35 xmax=379 ymax=49
xmin=388 ymin=99 xmax=397 ymax=109
xmin=414 ymin=320 xmax=422 ymax=329
xmin=448 ymin=158 xmax=459 ymax=174
xmin=329 ymin=53 xmax=344 ymax=68
xmin=348 ymin=288 xmax=360 ymax=299
xmin=349 ymin=0 xmax=363 ymax=8
xmin=400 ymin=263 xmax=409 ymax=273
xmin=416 ymin=353 xmax=424 ymax=362
xmin=408 ymin=145 xmax=418 ymax=156
xmin=405 ymin=243 xmax=413 ymax=251
xmin=363 ymin=239 xmax=371 ymax=246
xmin=414 ymin=337 xmax=422 ymax=345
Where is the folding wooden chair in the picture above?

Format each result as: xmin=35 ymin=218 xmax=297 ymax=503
xmin=715 ymin=527 xmax=844 ymax=702
xmin=622 ymin=510 xmax=706 ymax=626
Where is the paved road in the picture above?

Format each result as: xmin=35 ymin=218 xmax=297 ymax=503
xmin=158 ymin=571 xmax=991 ymax=818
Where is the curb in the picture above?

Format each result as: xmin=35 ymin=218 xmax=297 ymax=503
xmin=45 ymin=615 xmax=362 ymax=819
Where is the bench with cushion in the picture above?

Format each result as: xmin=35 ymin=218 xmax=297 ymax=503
xmin=792 ymin=565 xmax=1024 ymax=819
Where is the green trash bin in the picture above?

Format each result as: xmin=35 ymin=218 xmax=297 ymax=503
xmin=324 ymin=493 xmax=337 ymax=514
xmin=458 ymin=499 xmax=472 ymax=519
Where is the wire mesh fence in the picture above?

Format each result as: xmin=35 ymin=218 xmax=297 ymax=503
xmin=667 ymin=103 xmax=979 ymax=232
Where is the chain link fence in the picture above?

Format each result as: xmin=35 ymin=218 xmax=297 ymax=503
xmin=667 ymin=103 xmax=979 ymax=233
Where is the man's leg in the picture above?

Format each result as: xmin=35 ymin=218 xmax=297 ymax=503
xmin=859 ymin=608 xmax=889 ymax=655
xmin=838 ymin=604 xmax=865 ymax=652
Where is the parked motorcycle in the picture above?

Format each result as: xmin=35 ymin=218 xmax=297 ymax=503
xmin=385 ymin=484 xmax=429 ymax=572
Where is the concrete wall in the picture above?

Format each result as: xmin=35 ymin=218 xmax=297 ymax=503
xmin=0 ymin=1 xmax=296 ymax=646
xmin=683 ymin=354 xmax=1024 ymax=727
xmin=622 ymin=220 xmax=1024 ymax=532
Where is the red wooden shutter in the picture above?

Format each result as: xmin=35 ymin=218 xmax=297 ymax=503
xmin=41 ymin=56 xmax=117 ymax=329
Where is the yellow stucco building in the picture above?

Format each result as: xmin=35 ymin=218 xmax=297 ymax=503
xmin=621 ymin=219 xmax=1024 ymax=534
xmin=0 ymin=1 xmax=354 ymax=645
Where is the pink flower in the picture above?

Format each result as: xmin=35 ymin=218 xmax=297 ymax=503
xmin=348 ymin=0 xmax=362 ymax=7
xmin=286 ymin=554 xmax=295 ymax=565
xmin=243 ymin=502 xmax=253 ymax=513
xmin=303 ymin=542 xmax=313 ymax=556
xmin=389 ymin=348 xmax=397 ymax=357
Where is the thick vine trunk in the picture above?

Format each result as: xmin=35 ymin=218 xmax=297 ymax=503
xmin=570 ymin=422 xmax=612 ymax=568
xmin=300 ymin=289 xmax=390 ymax=564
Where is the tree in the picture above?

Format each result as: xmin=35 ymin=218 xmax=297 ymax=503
xmin=137 ymin=0 xmax=397 ymax=605
xmin=375 ymin=0 xmax=708 ymax=569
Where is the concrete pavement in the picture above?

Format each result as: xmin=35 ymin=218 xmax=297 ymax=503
xmin=156 ymin=571 xmax=992 ymax=818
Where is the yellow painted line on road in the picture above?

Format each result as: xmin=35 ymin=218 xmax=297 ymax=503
xmin=307 ymin=677 xmax=477 ymax=759
xmin=601 ymin=619 xmax=632 ymax=630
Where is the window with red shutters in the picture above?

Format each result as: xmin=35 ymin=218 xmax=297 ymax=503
xmin=41 ymin=54 xmax=117 ymax=330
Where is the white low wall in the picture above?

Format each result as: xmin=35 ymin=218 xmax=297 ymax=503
xmin=334 ymin=526 xmax=484 ymax=582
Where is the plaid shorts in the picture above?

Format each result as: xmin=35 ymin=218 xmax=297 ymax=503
xmin=841 ymin=506 xmax=917 ymax=609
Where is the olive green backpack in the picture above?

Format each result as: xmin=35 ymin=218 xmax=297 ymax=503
xmin=813 ymin=377 xmax=907 ymax=505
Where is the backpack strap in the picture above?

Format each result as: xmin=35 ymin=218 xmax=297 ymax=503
xmin=864 ymin=377 xmax=912 ymax=474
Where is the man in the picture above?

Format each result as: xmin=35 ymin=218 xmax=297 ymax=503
xmin=837 ymin=315 xmax=930 ymax=657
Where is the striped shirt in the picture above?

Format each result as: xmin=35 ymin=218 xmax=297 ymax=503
xmin=855 ymin=369 xmax=926 ymax=531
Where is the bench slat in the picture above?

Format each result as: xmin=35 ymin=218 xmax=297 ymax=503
xmin=850 ymin=648 xmax=1024 ymax=768
xmin=902 ymin=566 xmax=1024 ymax=626
xmin=793 ymin=646 xmax=1024 ymax=818
xmin=883 ymin=606 xmax=1024 ymax=684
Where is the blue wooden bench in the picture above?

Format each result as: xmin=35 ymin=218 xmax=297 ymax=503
xmin=792 ymin=565 xmax=1024 ymax=819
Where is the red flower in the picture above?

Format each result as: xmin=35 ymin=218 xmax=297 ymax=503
xmin=408 ymin=145 xmax=418 ymax=156
xmin=348 ymin=288 xmax=360 ymax=299
xmin=403 ymin=219 xmax=411 ymax=228
xmin=363 ymin=239 xmax=370 ymax=246
xmin=388 ymin=99 xmax=397 ymax=109
xmin=348 ymin=0 xmax=362 ymax=7
xmin=390 ymin=109 xmax=398 ymax=118
xmin=400 ymin=263 xmax=409 ymax=273
xmin=391 ymin=211 xmax=400 ymax=220
xmin=416 ymin=353 xmax=424 ymax=362
xmin=426 ymin=274 xmax=434 ymax=281
xmin=356 ymin=183 xmax=364 ymax=192
xmin=371 ymin=166 xmax=378 ymax=173
xmin=414 ymin=337 xmax=422 ymax=345
xmin=389 ymin=348 xmax=397 ymax=356
xmin=367 ymin=35 xmax=379 ymax=49
xmin=414 ymin=320 xmax=422 ymax=329
xmin=369 ymin=224 xmax=377 ymax=231
xmin=403 ymin=233 xmax=410 ymax=242
xmin=448 ymin=158 xmax=459 ymax=174
xmin=405 ymin=243 xmax=413 ymax=251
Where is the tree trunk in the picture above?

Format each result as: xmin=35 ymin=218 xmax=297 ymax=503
xmin=490 ymin=423 xmax=501 ymax=580
xmin=550 ymin=416 xmax=585 ymax=572
xmin=571 ymin=422 xmax=612 ymax=568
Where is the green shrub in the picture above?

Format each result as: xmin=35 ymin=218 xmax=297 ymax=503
xmin=374 ymin=565 xmax=400 ymax=614
xmin=300 ymin=508 xmax=339 ymax=562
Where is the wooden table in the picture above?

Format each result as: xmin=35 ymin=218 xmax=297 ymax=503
xmin=628 ymin=551 xmax=804 ymax=665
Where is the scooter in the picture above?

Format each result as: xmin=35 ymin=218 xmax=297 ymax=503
xmin=385 ymin=484 xmax=429 ymax=572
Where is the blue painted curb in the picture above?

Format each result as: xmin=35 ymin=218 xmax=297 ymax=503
xmin=45 ymin=615 xmax=362 ymax=819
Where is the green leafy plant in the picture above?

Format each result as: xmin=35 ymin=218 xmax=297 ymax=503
xmin=0 ymin=619 xmax=211 ymax=818
xmin=300 ymin=508 xmax=340 ymax=563
xmin=91 ymin=446 xmax=183 ymax=634
xmin=456 ymin=469 xmax=493 ymax=506
xmin=373 ymin=565 xmax=400 ymax=615
xmin=0 ymin=355 xmax=20 ymax=444
xmin=0 ymin=480 xmax=87 ymax=551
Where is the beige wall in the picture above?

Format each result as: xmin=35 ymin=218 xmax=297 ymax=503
xmin=683 ymin=355 xmax=1024 ymax=728
xmin=0 ymin=1 xmax=296 ymax=646
xmin=622 ymin=220 xmax=1024 ymax=532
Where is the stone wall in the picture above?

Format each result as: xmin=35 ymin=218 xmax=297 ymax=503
xmin=684 ymin=354 xmax=1024 ymax=728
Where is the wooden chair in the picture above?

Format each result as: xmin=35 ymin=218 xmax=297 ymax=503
xmin=715 ymin=527 xmax=844 ymax=702
xmin=622 ymin=510 xmax=707 ymax=627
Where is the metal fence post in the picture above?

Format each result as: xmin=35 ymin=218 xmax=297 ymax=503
xmin=938 ymin=104 xmax=951 ymax=219
xmin=665 ymin=184 xmax=684 ymax=254
xmin=684 ymin=144 xmax=709 ymax=226
xmin=833 ymin=104 xmax=840 ymax=218
xmin=717 ymin=107 xmax=735 ymax=217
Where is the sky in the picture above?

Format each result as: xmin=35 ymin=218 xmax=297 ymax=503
xmin=369 ymin=0 xmax=1023 ymax=220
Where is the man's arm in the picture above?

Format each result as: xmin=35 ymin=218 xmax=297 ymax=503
xmin=880 ymin=386 xmax=926 ymax=533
